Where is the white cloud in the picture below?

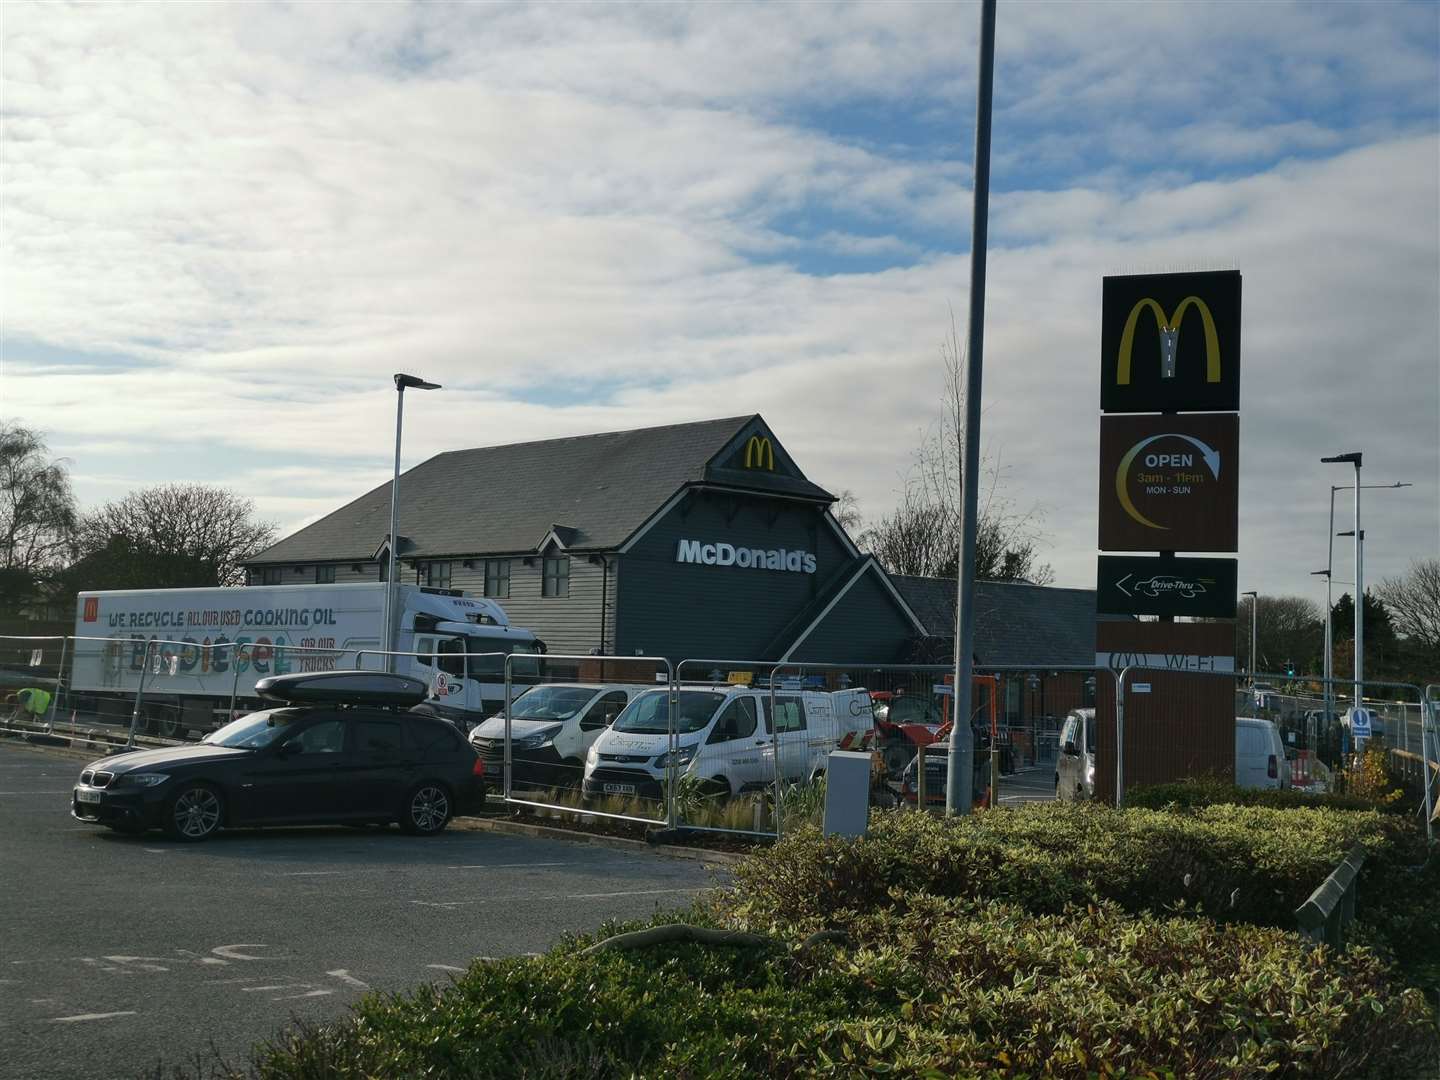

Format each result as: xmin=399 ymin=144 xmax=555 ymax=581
xmin=1 ymin=0 xmax=1436 ymax=609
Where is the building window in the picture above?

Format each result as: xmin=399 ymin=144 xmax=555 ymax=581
xmin=315 ymin=565 xmax=336 ymax=584
xmin=259 ymin=567 xmax=283 ymax=586
xmin=484 ymin=559 xmax=511 ymax=599
xmin=542 ymin=554 xmax=570 ymax=598
xmin=424 ymin=561 xmax=452 ymax=589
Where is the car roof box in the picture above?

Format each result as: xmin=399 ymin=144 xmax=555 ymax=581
xmin=255 ymin=670 xmax=429 ymax=707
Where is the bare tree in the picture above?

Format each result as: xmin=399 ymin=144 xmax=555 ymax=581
xmin=861 ymin=310 xmax=1053 ymax=584
xmin=1376 ymin=558 xmax=1440 ymax=654
xmin=67 ymin=484 xmax=277 ymax=591
xmin=0 ymin=421 xmax=78 ymax=610
xmin=830 ymin=488 xmax=864 ymax=536
xmin=1235 ymin=594 xmax=1323 ymax=674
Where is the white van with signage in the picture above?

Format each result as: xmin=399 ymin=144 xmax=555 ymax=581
xmin=467 ymin=683 xmax=652 ymax=791
xmin=581 ymin=684 xmax=873 ymax=801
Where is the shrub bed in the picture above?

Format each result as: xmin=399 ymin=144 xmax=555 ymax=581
xmin=202 ymin=897 xmax=1436 ymax=1080
xmin=160 ymin=803 xmax=1440 ymax=1079
xmin=1127 ymin=775 xmax=1408 ymax=814
xmin=727 ymin=801 xmax=1393 ymax=933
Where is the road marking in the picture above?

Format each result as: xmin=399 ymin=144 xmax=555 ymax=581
xmin=426 ymin=964 xmax=467 ymax=973
xmin=241 ymin=984 xmax=307 ymax=992
xmin=444 ymin=861 xmax=568 ymax=870
xmin=278 ymin=871 xmax=346 ymax=877
xmin=212 ymin=944 xmax=270 ymax=961
xmin=326 ymin=969 xmax=369 ymax=989
xmin=410 ymin=886 xmax=704 ymax=909
xmin=49 ymin=1011 xmax=137 ymax=1023
xmin=564 ymin=887 xmax=706 ymax=900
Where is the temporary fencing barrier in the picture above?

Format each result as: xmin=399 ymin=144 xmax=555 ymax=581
xmin=497 ymin=653 xmax=674 ymax=828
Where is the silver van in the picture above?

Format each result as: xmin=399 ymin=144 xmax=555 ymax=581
xmin=1055 ymin=707 xmax=1095 ymax=801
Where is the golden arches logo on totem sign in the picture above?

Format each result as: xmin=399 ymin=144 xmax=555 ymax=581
xmin=744 ymin=435 xmax=775 ymax=470
xmin=1116 ymin=296 xmax=1221 ymax=385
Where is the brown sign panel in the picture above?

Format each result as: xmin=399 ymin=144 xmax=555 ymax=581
xmin=1093 ymin=620 xmax=1236 ymax=802
xmin=1098 ymin=413 xmax=1238 ymax=552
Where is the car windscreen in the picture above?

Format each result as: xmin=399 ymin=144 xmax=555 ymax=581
xmin=612 ymin=691 xmax=723 ymax=735
xmin=509 ymin=686 xmax=594 ymax=721
xmin=203 ymin=709 xmax=306 ymax=749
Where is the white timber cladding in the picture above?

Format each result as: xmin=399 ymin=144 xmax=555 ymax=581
xmin=447 ymin=554 xmax=611 ymax=657
xmin=253 ymin=555 xmax=614 ymax=656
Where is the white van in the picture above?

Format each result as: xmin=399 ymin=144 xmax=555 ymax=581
xmin=1235 ymin=716 xmax=1287 ymax=789
xmin=581 ymin=684 xmax=874 ymax=801
xmin=468 ymin=683 xmax=652 ymax=791
xmin=1055 ymin=707 xmax=1096 ymax=801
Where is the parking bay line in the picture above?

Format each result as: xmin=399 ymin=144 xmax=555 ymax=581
xmin=411 ymin=886 xmax=705 ymax=909
xmin=49 ymin=1011 xmax=137 ymax=1023
xmin=277 ymin=861 xmax=570 ymax=877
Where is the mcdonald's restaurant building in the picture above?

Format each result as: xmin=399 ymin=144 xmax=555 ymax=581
xmin=244 ymin=415 xmax=932 ymax=670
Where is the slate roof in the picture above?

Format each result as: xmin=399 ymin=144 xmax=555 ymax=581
xmin=891 ymin=576 xmax=1118 ymax=667
xmin=250 ymin=415 xmax=831 ymax=565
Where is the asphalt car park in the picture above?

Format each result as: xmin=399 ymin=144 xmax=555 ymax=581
xmin=0 ymin=742 xmax=722 ymax=1080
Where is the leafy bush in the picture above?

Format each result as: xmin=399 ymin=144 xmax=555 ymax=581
xmin=727 ymin=801 xmax=1392 ymax=933
xmin=1128 ymin=775 xmax=1408 ymax=814
xmin=155 ymin=802 xmax=1440 ymax=1079
xmin=199 ymin=897 xmax=1436 ymax=1080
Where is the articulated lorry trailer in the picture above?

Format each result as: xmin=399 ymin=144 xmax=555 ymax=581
xmin=70 ymin=583 xmax=545 ymax=737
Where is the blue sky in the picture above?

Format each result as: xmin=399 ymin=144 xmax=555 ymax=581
xmin=2 ymin=0 xmax=1436 ymax=600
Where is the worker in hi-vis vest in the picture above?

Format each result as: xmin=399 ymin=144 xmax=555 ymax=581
xmin=15 ymin=687 xmax=52 ymax=720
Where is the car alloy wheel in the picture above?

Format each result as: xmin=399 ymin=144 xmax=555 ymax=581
xmin=404 ymin=784 xmax=451 ymax=835
xmin=168 ymin=785 xmax=222 ymax=841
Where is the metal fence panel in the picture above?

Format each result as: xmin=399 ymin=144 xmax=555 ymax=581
xmin=498 ymin=653 xmax=673 ymax=828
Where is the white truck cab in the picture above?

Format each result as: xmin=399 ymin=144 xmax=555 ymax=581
xmin=581 ymin=683 xmax=874 ymax=802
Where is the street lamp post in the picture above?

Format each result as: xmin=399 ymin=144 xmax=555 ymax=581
xmin=1321 ymin=454 xmax=1365 ymax=713
xmin=1309 ymin=568 xmax=1332 ymax=748
xmin=382 ymin=373 xmax=441 ymax=672
xmin=1240 ymin=591 xmax=1258 ymax=680
xmin=1318 ymin=480 xmax=1411 ymax=717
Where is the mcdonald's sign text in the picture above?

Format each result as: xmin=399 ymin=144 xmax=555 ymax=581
xmin=1101 ymin=270 xmax=1240 ymax=413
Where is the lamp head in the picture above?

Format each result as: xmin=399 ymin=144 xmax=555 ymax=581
xmin=394 ymin=373 xmax=441 ymax=391
xmin=1320 ymin=452 xmax=1362 ymax=466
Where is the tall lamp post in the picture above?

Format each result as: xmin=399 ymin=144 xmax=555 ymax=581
xmin=1320 ymin=453 xmax=1364 ymax=712
xmin=383 ymin=373 xmax=442 ymax=672
xmin=1316 ymin=480 xmax=1411 ymax=717
xmin=1240 ymin=591 xmax=1258 ymax=681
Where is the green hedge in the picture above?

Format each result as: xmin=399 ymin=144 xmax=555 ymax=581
xmin=161 ymin=802 xmax=1440 ymax=1079
xmin=1126 ymin=776 xmax=1407 ymax=814
xmin=219 ymin=898 xmax=1436 ymax=1080
xmin=728 ymin=801 xmax=1392 ymax=934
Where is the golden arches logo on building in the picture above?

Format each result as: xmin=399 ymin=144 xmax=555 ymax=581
xmin=744 ymin=435 xmax=775 ymax=470
xmin=1116 ymin=296 xmax=1221 ymax=385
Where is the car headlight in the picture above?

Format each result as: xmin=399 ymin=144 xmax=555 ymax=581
xmin=118 ymin=773 xmax=170 ymax=788
xmin=514 ymin=726 xmax=562 ymax=750
xmin=586 ymin=745 xmax=600 ymax=766
xmin=653 ymin=746 xmax=696 ymax=769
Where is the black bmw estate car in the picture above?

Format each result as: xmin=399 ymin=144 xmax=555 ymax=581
xmin=72 ymin=672 xmax=483 ymax=841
